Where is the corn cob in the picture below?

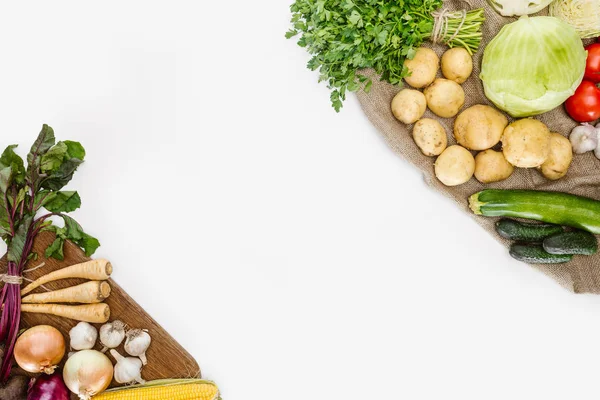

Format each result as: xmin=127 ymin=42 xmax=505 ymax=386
xmin=92 ymin=379 xmax=220 ymax=400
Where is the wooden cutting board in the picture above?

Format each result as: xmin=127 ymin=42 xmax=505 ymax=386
xmin=0 ymin=231 xmax=200 ymax=397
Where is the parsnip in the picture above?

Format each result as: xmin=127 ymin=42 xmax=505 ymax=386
xmin=21 ymin=303 xmax=110 ymax=323
xmin=21 ymin=259 xmax=112 ymax=296
xmin=22 ymin=281 xmax=111 ymax=304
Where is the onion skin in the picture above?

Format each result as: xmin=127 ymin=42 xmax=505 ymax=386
xmin=28 ymin=372 xmax=69 ymax=400
xmin=14 ymin=325 xmax=65 ymax=374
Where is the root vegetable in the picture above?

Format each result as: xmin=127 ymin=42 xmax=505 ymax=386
xmin=412 ymin=119 xmax=448 ymax=156
xmin=454 ymin=105 xmax=508 ymax=150
xmin=22 ymin=281 xmax=111 ymax=304
xmin=391 ymin=89 xmax=426 ymax=124
xmin=403 ymin=47 xmax=439 ymax=89
xmin=474 ymin=150 xmax=514 ymax=183
xmin=21 ymin=259 xmax=112 ymax=296
xmin=441 ymin=48 xmax=473 ymax=84
xmin=21 ymin=303 xmax=110 ymax=323
xmin=28 ymin=372 xmax=70 ymax=400
xmin=539 ymin=133 xmax=573 ymax=180
xmin=63 ymin=350 xmax=113 ymax=400
xmin=14 ymin=325 xmax=65 ymax=374
xmin=434 ymin=145 xmax=475 ymax=186
xmin=502 ymin=119 xmax=551 ymax=168
xmin=0 ymin=375 xmax=28 ymax=400
xmin=424 ymin=79 xmax=465 ymax=118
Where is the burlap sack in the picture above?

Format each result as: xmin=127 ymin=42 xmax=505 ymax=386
xmin=356 ymin=1 xmax=600 ymax=293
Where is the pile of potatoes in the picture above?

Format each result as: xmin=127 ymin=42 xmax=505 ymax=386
xmin=390 ymin=46 xmax=573 ymax=187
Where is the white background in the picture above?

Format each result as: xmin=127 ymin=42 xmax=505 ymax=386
xmin=0 ymin=1 xmax=599 ymax=399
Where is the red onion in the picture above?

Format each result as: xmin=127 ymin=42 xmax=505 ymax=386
xmin=28 ymin=372 xmax=69 ymax=400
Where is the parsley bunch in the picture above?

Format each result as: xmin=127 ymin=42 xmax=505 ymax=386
xmin=287 ymin=0 xmax=484 ymax=111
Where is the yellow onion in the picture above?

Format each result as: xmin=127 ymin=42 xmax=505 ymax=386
xmin=63 ymin=350 xmax=113 ymax=400
xmin=14 ymin=325 xmax=65 ymax=374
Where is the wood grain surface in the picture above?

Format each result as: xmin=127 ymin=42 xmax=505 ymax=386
xmin=0 ymin=231 xmax=200 ymax=398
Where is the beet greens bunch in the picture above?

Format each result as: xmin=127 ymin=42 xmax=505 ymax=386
xmin=0 ymin=125 xmax=99 ymax=380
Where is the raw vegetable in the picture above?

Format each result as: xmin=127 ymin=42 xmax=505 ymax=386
xmin=565 ymin=81 xmax=600 ymax=122
xmin=0 ymin=375 xmax=28 ymax=400
xmin=100 ymin=320 xmax=126 ymax=353
xmin=509 ymin=243 xmax=573 ymax=264
xmin=14 ymin=325 xmax=65 ymax=374
xmin=110 ymin=349 xmax=145 ymax=385
xmin=63 ymin=349 xmax=113 ymax=400
xmin=28 ymin=372 xmax=70 ymax=400
xmin=487 ymin=0 xmax=555 ymax=16
xmin=474 ymin=150 xmax=514 ymax=184
xmin=391 ymin=89 xmax=426 ymax=125
xmin=495 ymin=219 xmax=564 ymax=242
xmin=124 ymin=329 xmax=151 ymax=365
xmin=543 ymin=231 xmax=598 ymax=255
xmin=22 ymin=281 xmax=111 ymax=304
xmin=0 ymin=125 xmax=99 ymax=380
xmin=469 ymin=190 xmax=600 ymax=234
xmin=502 ymin=119 xmax=551 ymax=168
xmin=404 ymin=48 xmax=439 ymax=89
xmin=69 ymin=322 xmax=98 ymax=351
xmin=21 ymin=259 xmax=112 ymax=296
xmin=21 ymin=303 xmax=110 ymax=323
xmin=92 ymin=379 xmax=221 ymax=400
xmin=569 ymin=123 xmax=599 ymax=153
xmin=412 ymin=119 xmax=447 ymax=157
xmin=441 ymin=48 xmax=473 ymax=84
xmin=539 ymin=133 xmax=573 ymax=180
xmin=584 ymin=44 xmax=600 ymax=83
xmin=453 ymin=105 xmax=508 ymax=151
xmin=550 ymin=0 xmax=600 ymax=39
xmin=423 ymin=79 xmax=464 ymax=118
xmin=286 ymin=0 xmax=485 ymax=111
xmin=434 ymin=146 xmax=475 ymax=187
xmin=480 ymin=16 xmax=586 ymax=118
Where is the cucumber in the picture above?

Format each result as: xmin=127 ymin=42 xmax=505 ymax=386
xmin=495 ymin=219 xmax=563 ymax=242
xmin=543 ymin=231 xmax=598 ymax=255
xmin=509 ymin=243 xmax=573 ymax=264
xmin=469 ymin=190 xmax=600 ymax=234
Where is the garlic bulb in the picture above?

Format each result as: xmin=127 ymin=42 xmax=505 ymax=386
xmin=69 ymin=322 xmax=98 ymax=351
xmin=570 ymin=123 xmax=598 ymax=154
xmin=124 ymin=329 xmax=151 ymax=365
xmin=99 ymin=320 xmax=125 ymax=352
xmin=110 ymin=349 xmax=145 ymax=384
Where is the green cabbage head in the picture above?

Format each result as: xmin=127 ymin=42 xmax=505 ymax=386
xmin=480 ymin=16 xmax=587 ymax=118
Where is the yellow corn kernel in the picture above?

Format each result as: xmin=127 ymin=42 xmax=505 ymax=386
xmin=93 ymin=379 xmax=220 ymax=400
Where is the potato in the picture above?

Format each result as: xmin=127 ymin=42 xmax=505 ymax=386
xmin=502 ymin=119 xmax=551 ymax=168
xmin=441 ymin=48 xmax=473 ymax=84
xmin=412 ymin=118 xmax=447 ymax=156
xmin=391 ymin=89 xmax=426 ymax=124
xmin=404 ymin=47 xmax=439 ymax=89
xmin=474 ymin=150 xmax=514 ymax=184
xmin=434 ymin=145 xmax=475 ymax=186
xmin=454 ymin=105 xmax=508 ymax=150
xmin=539 ymin=133 xmax=573 ymax=180
xmin=424 ymin=79 xmax=465 ymax=118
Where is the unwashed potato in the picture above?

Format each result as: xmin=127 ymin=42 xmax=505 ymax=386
xmin=434 ymin=145 xmax=475 ymax=186
xmin=539 ymin=133 xmax=573 ymax=180
xmin=412 ymin=118 xmax=447 ymax=156
xmin=391 ymin=89 xmax=426 ymax=124
xmin=424 ymin=79 xmax=465 ymax=118
xmin=0 ymin=375 xmax=28 ymax=400
xmin=454 ymin=105 xmax=508 ymax=150
xmin=441 ymin=48 xmax=473 ymax=84
xmin=404 ymin=47 xmax=439 ymax=89
xmin=474 ymin=150 xmax=514 ymax=184
xmin=502 ymin=119 xmax=551 ymax=168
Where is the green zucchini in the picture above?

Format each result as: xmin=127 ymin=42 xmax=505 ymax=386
xmin=495 ymin=218 xmax=563 ymax=242
xmin=470 ymin=190 xmax=600 ymax=234
xmin=509 ymin=243 xmax=573 ymax=264
xmin=543 ymin=231 xmax=598 ymax=255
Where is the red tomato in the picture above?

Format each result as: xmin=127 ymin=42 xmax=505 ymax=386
xmin=585 ymin=43 xmax=600 ymax=83
xmin=565 ymin=80 xmax=600 ymax=122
